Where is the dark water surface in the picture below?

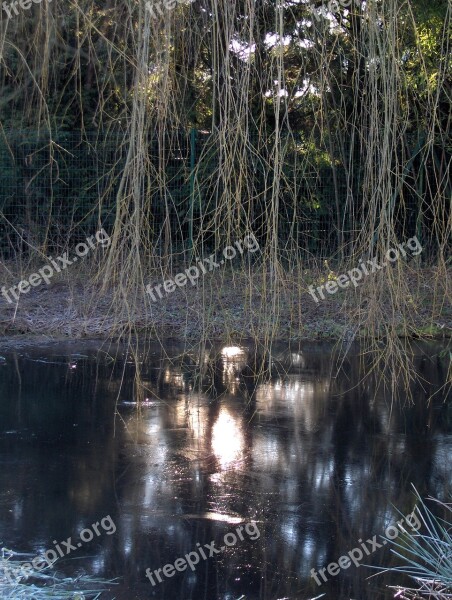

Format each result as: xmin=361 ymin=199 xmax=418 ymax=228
xmin=0 ymin=340 xmax=451 ymax=600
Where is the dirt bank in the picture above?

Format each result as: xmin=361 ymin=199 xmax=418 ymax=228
xmin=0 ymin=264 xmax=450 ymax=343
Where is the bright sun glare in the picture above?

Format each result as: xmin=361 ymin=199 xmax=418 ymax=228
xmin=211 ymin=409 xmax=244 ymax=469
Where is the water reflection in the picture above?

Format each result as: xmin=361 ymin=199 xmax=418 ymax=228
xmin=0 ymin=340 xmax=450 ymax=600
xmin=212 ymin=409 xmax=245 ymax=469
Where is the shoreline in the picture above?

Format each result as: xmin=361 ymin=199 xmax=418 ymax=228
xmin=0 ymin=265 xmax=450 ymax=343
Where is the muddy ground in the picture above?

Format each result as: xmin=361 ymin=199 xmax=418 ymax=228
xmin=0 ymin=261 xmax=450 ymax=346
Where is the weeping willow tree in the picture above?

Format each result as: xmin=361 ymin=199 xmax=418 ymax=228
xmin=0 ymin=0 xmax=450 ymax=394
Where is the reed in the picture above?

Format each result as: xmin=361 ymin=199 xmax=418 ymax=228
xmin=0 ymin=548 xmax=114 ymax=599
xmin=377 ymin=488 xmax=452 ymax=599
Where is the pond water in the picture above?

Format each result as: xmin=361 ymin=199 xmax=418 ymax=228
xmin=0 ymin=340 xmax=451 ymax=600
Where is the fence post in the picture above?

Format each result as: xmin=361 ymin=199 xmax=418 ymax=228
xmin=188 ymin=127 xmax=196 ymax=261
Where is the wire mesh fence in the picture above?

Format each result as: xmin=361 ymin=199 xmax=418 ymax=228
xmin=0 ymin=128 xmax=443 ymax=263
